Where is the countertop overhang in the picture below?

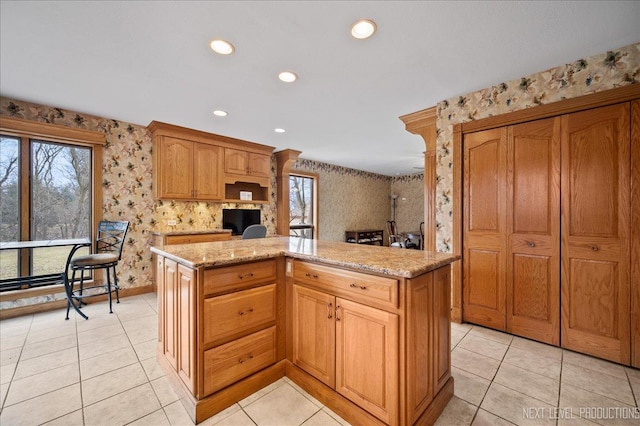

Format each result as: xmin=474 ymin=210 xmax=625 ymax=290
xmin=150 ymin=236 xmax=459 ymax=278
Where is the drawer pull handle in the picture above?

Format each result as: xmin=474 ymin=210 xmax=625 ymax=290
xmin=239 ymin=354 xmax=254 ymax=364
xmin=349 ymin=283 xmax=356 ymax=288
xmin=239 ymin=308 xmax=254 ymax=316
xmin=305 ymin=272 xmax=319 ymax=279
xmin=527 ymin=241 xmax=536 ymax=248
xmin=335 ymin=305 xmax=341 ymax=321
xmin=360 ymin=285 xmax=367 ymax=290
xmin=591 ymin=245 xmax=599 ymax=252
xmin=239 ymin=273 xmax=254 ymax=279
xmin=327 ymin=302 xmax=333 ymax=319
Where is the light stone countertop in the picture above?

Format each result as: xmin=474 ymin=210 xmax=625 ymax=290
xmin=150 ymin=236 xmax=459 ymax=278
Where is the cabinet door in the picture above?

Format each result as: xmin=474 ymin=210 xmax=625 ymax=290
xmin=225 ymin=148 xmax=248 ymax=175
xmin=177 ymin=264 xmax=197 ymax=393
xmin=248 ymin=153 xmax=271 ymax=177
xmin=506 ymin=118 xmax=561 ymax=345
xmin=194 ymin=143 xmax=223 ymax=200
xmin=463 ymin=127 xmax=508 ymax=330
xmin=163 ymin=258 xmax=178 ymax=370
xmin=432 ymin=266 xmax=451 ymax=394
xmin=335 ymin=298 xmax=398 ymax=425
xmin=292 ymin=284 xmax=335 ymax=387
xmin=156 ymin=255 xmax=164 ymax=353
xmin=561 ymin=103 xmax=631 ymax=364
xmin=158 ymin=137 xmax=194 ymax=199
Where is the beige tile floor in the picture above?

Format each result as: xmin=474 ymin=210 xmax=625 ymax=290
xmin=0 ymin=293 xmax=638 ymax=426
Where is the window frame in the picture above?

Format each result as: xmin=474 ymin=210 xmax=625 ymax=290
xmin=289 ymin=171 xmax=318 ymax=239
xmin=0 ymin=116 xmax=104 ymax=297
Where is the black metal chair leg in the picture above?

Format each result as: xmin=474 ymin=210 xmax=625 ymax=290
xmin=113 ymin=265 xmax=120 ymax=303
xmin=106 ymin=267 xmax=113 ymax=314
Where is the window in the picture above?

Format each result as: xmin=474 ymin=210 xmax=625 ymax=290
xmin=289 ymin=173 xmax=317 ymax=238
xmin=0 ymin=117 xmax=104 ymax=288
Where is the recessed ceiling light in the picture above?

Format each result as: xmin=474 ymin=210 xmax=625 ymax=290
xmin=351 ymin=19 xmax=377 ymax=39
xmin=278 ymin=71 xmax=298 ymax=83
xmin=274 ymin=128 xmax=286 ymax=133
xmin=209 ymin=39 xmax=235 ymax=55
xmin=213 ymin=110 xmax=228 ymax=117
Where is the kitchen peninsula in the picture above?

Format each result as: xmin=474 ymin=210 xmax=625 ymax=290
xmin=151 ymin=237 xmax=459 ymax=425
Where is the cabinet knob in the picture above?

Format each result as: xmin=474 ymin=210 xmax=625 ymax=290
xmin=591 ymin=245 xmax=599 ymax=252
xmin=527 ymin=241 xmax=536 ymax=248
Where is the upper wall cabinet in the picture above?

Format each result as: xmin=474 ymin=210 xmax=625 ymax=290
xmin=225 ymin=148 xmax=271 ymax=178
xmin=149 ymin=121 xmax=274 ymax=203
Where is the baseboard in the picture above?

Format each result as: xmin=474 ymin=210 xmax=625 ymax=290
xmin=0 ymin=285 xmax=155 ymax=320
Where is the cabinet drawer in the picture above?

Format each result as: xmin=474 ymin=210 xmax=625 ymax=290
xmin=203 ymin=284 xmax=276 ymax=344
xmin=164 ymin=233 xmax=230 ymax=245
xmin=203 ymin=259 xmax=276 ymax=295
xmin=203 ymin=326 xmax=276 ymax=395
xmin=293 ymin=261 xmax=399 ymax=309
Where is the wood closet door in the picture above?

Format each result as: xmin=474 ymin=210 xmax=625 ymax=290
xmin=506 ymin=118 xmax=560 ymax=345
xmin=561 ymin=103 xmax=631 ymax=364
xmin=463 ymin=128 xmax=508 ymax=330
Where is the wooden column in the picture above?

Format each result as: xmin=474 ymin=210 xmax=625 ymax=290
xmin=275 ymin=149 xmax=302 ymax=236
xmin=399 ymin=107 xmax=437 ymax=251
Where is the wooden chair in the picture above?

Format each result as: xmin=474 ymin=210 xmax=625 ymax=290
xmin=386 ymin=220 xmax=403 ymax=248
xmin=419 ymin=221 xmax=425 ymax=250
xmin=64 ymin=220 xmax=129 ymax=320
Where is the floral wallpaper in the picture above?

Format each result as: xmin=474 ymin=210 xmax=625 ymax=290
xmin=391 ymin=173 xmax=424 ymax=239
xmin=0 ymin=98 xmax=277 ymax=309
xmin=292 ymin=159 xmax=392 ymax=243
xmin=434 ymin=42 xmax=640 ymax=253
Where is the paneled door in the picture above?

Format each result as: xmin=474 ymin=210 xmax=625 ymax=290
xmin=291 ymin=284 xmax=335 ymax=387
xmin=463 ymin=128 xmax=508 ymax=330
xmin=506 ymin=118 xmax=561 ymax=345
xmin=560 ymin=103 xmax=631 ymax=364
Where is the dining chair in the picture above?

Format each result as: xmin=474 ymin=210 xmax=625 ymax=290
xmin=419 ymin=221 xmax=425 ymax=250
xmin=64 ymin=220 xmax=129 ymax=320
xmin=242 ymin=224 xmax=267 ymax=239
xmin=386 ymin=220 xmax=404 ymax=248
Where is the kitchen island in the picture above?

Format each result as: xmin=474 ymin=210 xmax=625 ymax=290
xmin=151 ymin=237 xmax=459 ymax=425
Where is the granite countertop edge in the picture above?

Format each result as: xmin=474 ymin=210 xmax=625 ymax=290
xmin=150 ymin=238 xmax=460 ymax=278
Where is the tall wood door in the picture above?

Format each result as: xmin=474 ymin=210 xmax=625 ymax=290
xmin=335 ymin=298 xmax=398 ymax=425
xmin=463 ymin=127 xmax=508 ymax=330
xmin=163 ymin=258 xmax=178 ymax=370
xmin=292 ymin=284 xmax=335 ymax=387
xmin=506 ymin=118 xmax=561 ymax=345
xmin=560 ymin=103 xmax=631 ymax=364
xmin=177 ymin=264 xmax=196 ymax=393
xmin=194 ymin=143 xmax=223 ymax=200
xmin=159 ymin=137 xmax=194 ymax=199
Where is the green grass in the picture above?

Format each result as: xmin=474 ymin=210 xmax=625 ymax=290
xmin=0 ymin=246 xmax=90 ymax=279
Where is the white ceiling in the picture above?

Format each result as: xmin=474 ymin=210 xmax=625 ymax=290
xmin=1 ymin=1 xmax=639 ymax=176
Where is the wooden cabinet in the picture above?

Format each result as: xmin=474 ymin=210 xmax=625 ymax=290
xmin=292 ymin=285 xmax=335 ymax=387
xmin=290 ymin=259 xmax=452 ymax=425
xmin=462 ymin=102 xmax=633 ymax=364
xmin=148 ymin=121 xmax=274 ymax=203
xmin=291 ymin=281 xmax=398 ymax=425
xmin=335 ymin=297 xmax=398 ymax=424
xmin=156 ymin=256 xmax=284 ymax=423
xmin=152 ymin=135 xmax=224 ymax=200
xmin=225 ymin=148 xmax=271 ymax=178
xmin=154 ymin=232 xmax=231 ymax=247
xmin=160 ymin=258 xmax=196 ymax=392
